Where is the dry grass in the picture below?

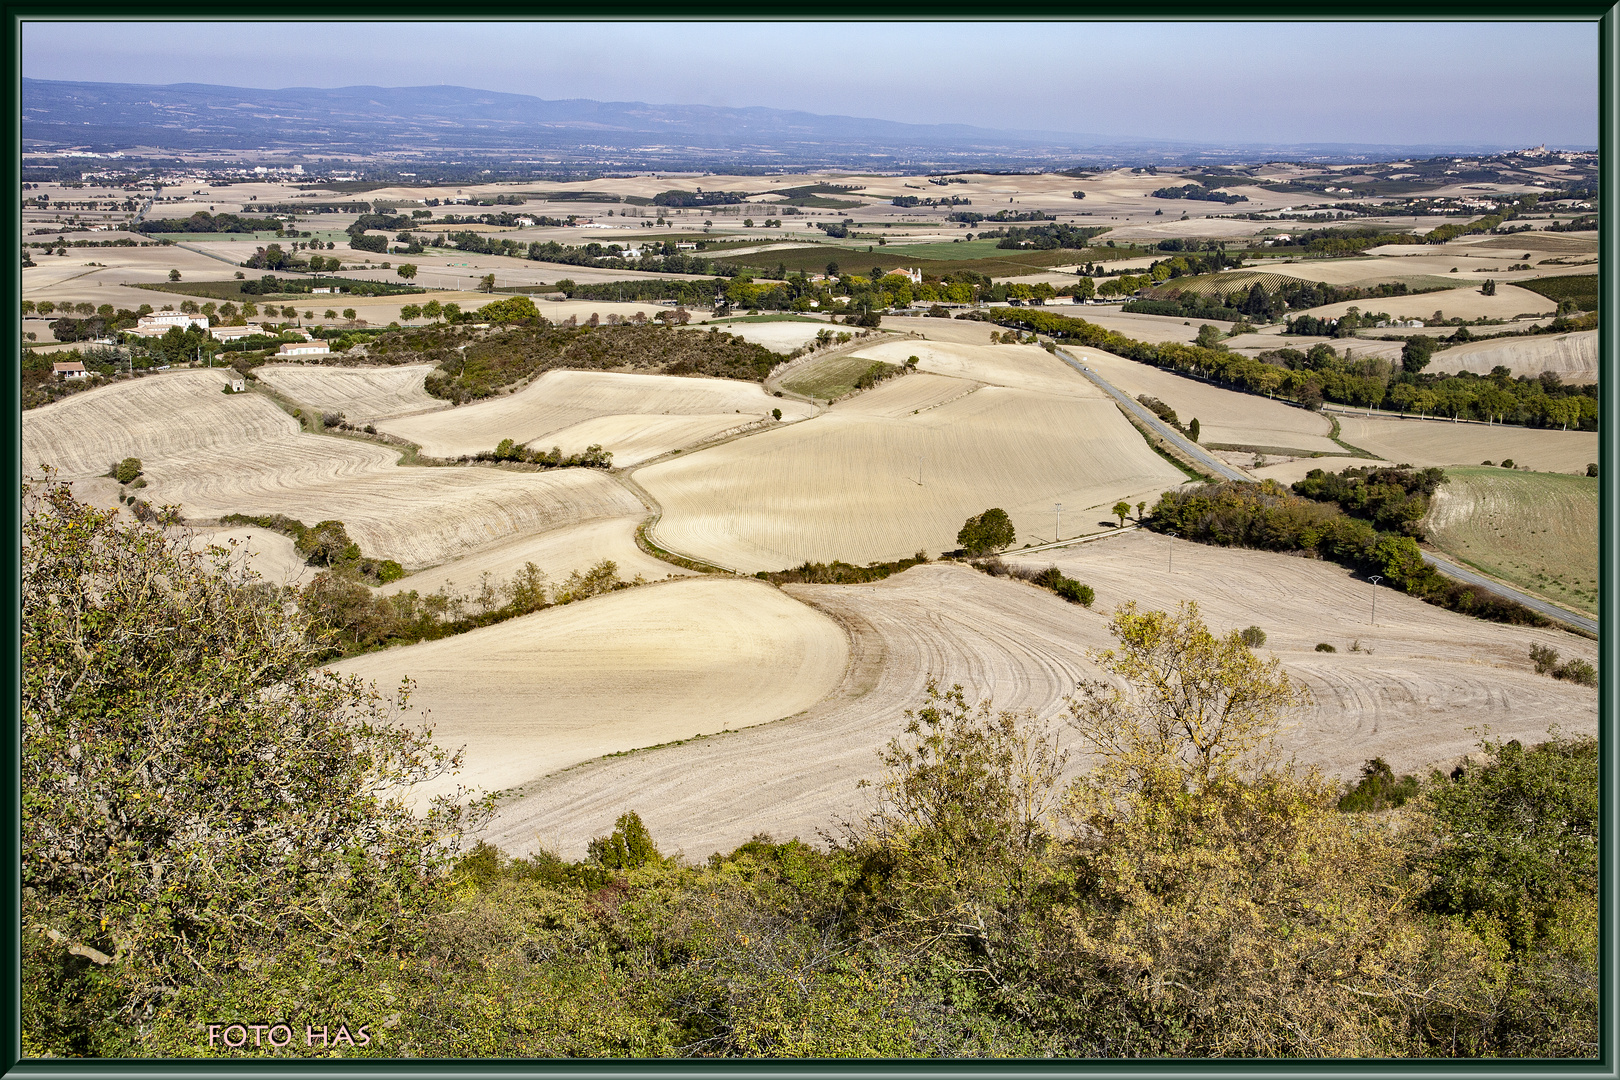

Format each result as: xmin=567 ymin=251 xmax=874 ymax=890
xmin=1333 ymin=414 xmax=1598 ymax=473
xmin=638 ymin=369 xmax=1187 ymax=572
xmin=1426 ymin=467 xmax=1598 ymax=616
xmin=336 ymin=576 xmax=850 ymax=802
xmin=379 ymin=369 xmax=814 ymax=464
xmin=485 ymin=548 xmax=1594 ymax=859
xmin=1421 ymin=330 xmax=1597 ymax=382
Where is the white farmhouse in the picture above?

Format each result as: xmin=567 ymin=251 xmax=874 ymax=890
xmin=278 ymin=341 xmax=330 ymax=357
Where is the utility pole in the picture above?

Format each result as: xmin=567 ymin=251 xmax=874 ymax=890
xmin=1368 ymin=575 xmax=1382 ymax=625
xmin=1166 ymin=531 xmax=1177 ymax=573
xmin=1052 ymin=502 xmax=1062 ymax=543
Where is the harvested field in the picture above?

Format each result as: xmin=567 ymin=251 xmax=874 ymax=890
xmin=1065 ymin=346 xmax=1342 ymax=454
xmin=702 ymin=319 xmax=831 ymax=352
xmin=185 ymin=526 xmax=311 ymax=587
xmin=1292 ymin=284 xmax=1554 ymax=323
xmin=1333 ymin=414 xmax=1598 ymax=473
xmin=253 ymin=364 xmax=449 ymax=422
xmin=1474 ymin=232 xmax=1598 ymax=252
xmin=1250 ymin=455 xmax=1366 ymax=486
xmin=486 ymin=549 xmax=1594 ymax=860
xmin=1424 ymin=331 xmax=1597 ymax=382
xmin=22 ymin=369 xmax=297 ymax=477
xmin=22 ymin=366 xmax=648 ymax=567
xmin=1426 ymin=467 xmax=1598 ymax=616
xmin=852 ymin=340 xmax=1099 ymax=397
xmin=379 ymin=515 xmax=693 ymax=598
xmin=337 ymin=577 xmax=849 ymax=800
xmin=638 ymin=373 xmax=1186 ymax=572
xmin=379 ymin=369 xmax=814 ymax=464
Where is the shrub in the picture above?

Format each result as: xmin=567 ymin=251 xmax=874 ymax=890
xmin=1315 ymin=642 xmax=1336 ymax=653
xmin=1530 ymin=643 xmax=1560 ymax=675
xmin=112 ymin=457 xmax=142 ymax=484
xmin=1586 ymin=463 xmax=1597 ymax=477
xmin=1500 ymin=458 xmax=1515 ymax=469
xmin=1240 ymin=625 xmax=1267 ymax=648
xmin=1554 ymin=658 xmax=1597 ymax=687
xmin=587 ymin=811 xmax=663 ymax=869
xmin=1338 ymin=757 xmax=1421 ymax=812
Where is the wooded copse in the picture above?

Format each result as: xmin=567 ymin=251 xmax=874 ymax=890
xmin=22 ymin=482 xmax=1597 ymax=1057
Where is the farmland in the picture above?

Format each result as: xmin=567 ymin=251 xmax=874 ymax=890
xmin=379 ymin=369 xmax=815 ymax=464
xmin=638 ymin=367 xmax=1188 ymax=572
xmin=487 ymin=540 xmax=1595 ymax=860
xmin=254 ymin=363 xmax=449 ymax=422
xmin=337 ymin=576 xmax=849 ymax=801
xmin=1333 ymin=414 xmax=1598 ymax=473
xmin=1425 ymin=466 xmax=1598 ymax=616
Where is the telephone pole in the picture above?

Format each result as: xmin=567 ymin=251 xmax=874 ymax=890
xmin=1052 ymin=503 xmax=1062 ymax=543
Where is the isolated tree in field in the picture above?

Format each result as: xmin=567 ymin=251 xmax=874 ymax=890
xmin=342 ymin=308 xmax=357 ymax=321
xmin=958 ymin=508 xmax=1015 ymax=556
xmin=1481 ymin=278 xmax=1496 ymax=296
xmin=112 ymin=458 xmax=142 ymax=484
xmin=478 ymin=273 xmax=496 ymax=293
xmin=1193 ymin=323 xmax=1226 ymax=350
xmin=1187 ymin=417 xmax=1200 ymax=443
xmin=1136 ymin=500 xmax=1147 ymax=521
xmin=397 ymin=263 xmax=418 ymax=280
xmin=167 ymin=269 xmax=180 ymax=281
xmin=324 ymin=309 xmax=338 ymax=319
xmin=1113 ymin=501 xmax=1131 ymax=527
xmin=21 ymin=475 xmax=485 ymax=1050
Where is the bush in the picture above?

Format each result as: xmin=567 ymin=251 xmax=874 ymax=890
xmin=1240 ymin=625 xmax=1267 ymax=648
xmin=587 ymin=811 xmax=663 ymax=870
xmin=1554 ymin=658 xmax=1597 ymax=687
xmin=111 ymin=457 xmax=142 ymax=484
xmin=1586 ymin=463 xmax=1597 ymax=477
xmin=1338 ymin=757 xmax=1421 ymax=812
xmin=1530 ymin=643 xmax=1560 ymax=675
xmin=1500 ymin=458 xmax=1515 ymax=469
xmin=1315 ymin=642 xmax=1336 ymax=653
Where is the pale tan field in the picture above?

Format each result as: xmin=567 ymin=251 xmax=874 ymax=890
xmin=379 ymin=516 xmax=694 ymax=598
xmin=185 ymin=526 xmax=311 ymax=587
xmin=337 ymin=577 xmax=850 ymax=801
xmin=1066 ymin=346 xmax=1342 ymax=454
xmin=1334 ymin=414 xmax=1598 ymax=473
xmin=1249 ymin=456 xmax=1367 ymax=485
xmin=485 ymin=547 xmax=1594 ymax=860
xmin=638 ymin=372 xmax=1187 ymax=572
xmin=22 ymin=368 xmax=648 ymax=567
xmin=1294 ymin=283 xmax=1554 ymax=323
xmin=254 ymin=364 xmax=450 ymax=422
xmin=380 ymin=369 xmax=815 ymax=464
xmin=1421 ymin=330 xmax=1597 ymax=382
xmin=852 ymin=339 xmax=1100 ymax=397
xmin=22 ymin=369 xmax=299 ymax=477
xmin=701 ymin=320 xmax=831 ymax=351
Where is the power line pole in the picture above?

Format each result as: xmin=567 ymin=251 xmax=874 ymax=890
xmin=1052 ymin=503 xmax=1062 ymax=543
xmin=1368 ymin=575 xmax=1382 ymax=625
xmin=1167 ymin=531 xmax=1177 ymax=573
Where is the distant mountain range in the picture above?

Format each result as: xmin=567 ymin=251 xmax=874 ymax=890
xmin=21 ymin=78 xmax=1527 ymax=169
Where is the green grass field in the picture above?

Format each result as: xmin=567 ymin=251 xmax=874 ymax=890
xmin=1425 ymin=466 xmax=1598 ymax=616
xmin=780 ymin=354 xmax=890 ymax=400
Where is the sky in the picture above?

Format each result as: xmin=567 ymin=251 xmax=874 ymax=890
xmin=22 ymin=21 xmax=1600 ymax=148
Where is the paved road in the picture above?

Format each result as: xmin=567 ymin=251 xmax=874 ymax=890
xmin=1050 ymin=346 xmax=1598 ymax=635
xmin=1052 ymin=346 xmax=1248 ymax=482
xmin=1422 ymin=551 xmax=1598 ymax=635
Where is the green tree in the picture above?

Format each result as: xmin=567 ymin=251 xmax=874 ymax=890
xmin=1187 ymin=417 xmax=1200 ymax=443
xmin=422 ymin=299 xmax=443 ymax=321
xmin=1402 ymin=334 xmax=1436 ymax=375
xmin=167 ymin=269 xmax=180 ymax=281
xmin=397 ymin=263 xmax=418 ymax=280
xmin=587 ymin=811 xmax=663 ymax=870
xmin=958 ymin=508 xmax=1015 ymax=555
xmin=1112 ymin=501 xmax=1131 ymax=527
xmin=1481 ymin=278 xmax=1496 ymax=296
xmin=400 ymin=304 xmax=422 ymax=321
xmin=478 ymin=273 xmax=496 ymax=293
xmin=342 ymin=308 xmax=357 ymax=321
xmin=1136 ymin=500 xmax=1147 ymax=520
xmin=112 ymin=458 xmax=142 ymax=484
xmin=21 ymin=475 xmax=486 ymax=1052
xmin=1193 ymin=323 xmax=1226 ymax=350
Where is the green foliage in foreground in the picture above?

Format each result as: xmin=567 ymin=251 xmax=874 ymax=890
xmin=23 ymin=481 xmax=1596 ymax=1059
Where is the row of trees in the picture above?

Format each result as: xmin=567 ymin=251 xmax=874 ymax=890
xmin=22 ymin=479 xmax=1596 ymax=1056
xmin=984 ymin=307 xmax=1598 ymax=430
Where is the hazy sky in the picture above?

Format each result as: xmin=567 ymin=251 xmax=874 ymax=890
xmin=22 ymin=21 xmax=1599 ymax=148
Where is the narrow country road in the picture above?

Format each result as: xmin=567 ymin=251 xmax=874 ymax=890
xmin=1421 ymin=551 xmax=1598 ymax=635
xmin=1049 ymin=346 xmax=1598 ymax=635
xmin=1051 ymin=346 xmax=1249 ymax=482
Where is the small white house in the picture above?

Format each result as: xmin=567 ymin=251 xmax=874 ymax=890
xmin=278 ymin=341 xmax=330 ymax=357
xmin=53 ymin=361 xmax=89 ymax=379
xmin=138 ymin=311 xmax=209 ymax=331
xmin=229 ymin=378 xmax=246 ymax=393
xmin=211 ymin=324 xmax=264 ymax=342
